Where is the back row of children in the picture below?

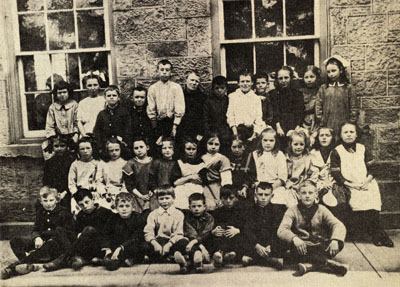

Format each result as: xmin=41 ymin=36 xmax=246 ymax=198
xmin=3 ymin=56 xmax=393 ymax=279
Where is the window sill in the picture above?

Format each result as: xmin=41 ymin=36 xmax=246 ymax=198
xmin=0 ymin=142 xmax=43 ymax=158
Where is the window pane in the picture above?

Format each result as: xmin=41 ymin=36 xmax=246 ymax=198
xmin=286 ymin=0 xmax=314 ymax=36
xmin=67 ymin=54 xmax=80 ymax=90
xmin=25 ymin=92 xmax=52 ymax=130
xmin=80 ymin=52 xmax=109 ymax=88
xmin=17 ymin=0 xmax=44 ymax=12
xmin=255 ymin=0 xmax=283 ymax=38
xmin=225 ymin=43 xmax=253 ymax=81
xmin=77 ymin=10 xmax=105 ymax=48
xmin=286 ymin=40 xmax=314 ymax=77
xmin=22 ymin=55 xmax=52 ymax=92
xmin=50 ymin=53 xmax=80 ymax=90
xmin=47 ymin=0 xmax=73 ymax=10
xmin=19 ymin=14 xmax=46 ymax=51
xmin=76 ymin=0 xmax=103 ymax=8
xmin=223 ymin=1 xmax=252 ymax=40
xmin=255 ymin=42 xmax=283 ymax=76
xmin=48 ymin=12 xmax=76 ymax=50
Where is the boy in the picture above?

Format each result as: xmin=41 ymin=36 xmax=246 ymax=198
xmin=143 ymin=185 xmax=189 ymax=272
xmin=2 ymin=186 xmax=75 ymax=279
xmin=183 ymin=193 xmax=214 ymax=273
xmin=254 ymin=73 xmax=273 ymax=127
xmin=227 ymin=72 xmax=265 ymax=141
xmin=242 ymin=182 xmax=283 ymax=269
xmin=146 ymin=59 xmax=185 ymax=142
xmin=277 ymin=180 xmax=348 ymax=276
xmin=94 ymin=85 xmax=132 ymax=151
xmin=100 ymin=193 xmax=146 ymax=271
xmin=211 ymin=185 xmax=244 ymax=267
xmin=43 ymin=189 xmax=112 ymax=271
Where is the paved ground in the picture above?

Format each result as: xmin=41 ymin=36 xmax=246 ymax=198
xmin=1 ymin=230 xmax=399 ymax=287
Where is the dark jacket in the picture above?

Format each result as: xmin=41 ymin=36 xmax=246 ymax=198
xmin=75 ymin=204 xmax=113 ymax=234
xmin=130 ymin=105 xmax=154 ymax=143
xmin=203 ymin=93 xmax=230 ymax=136
xmin=179 ymin=87 xmax=207 ymax=138
xmin=184 ymin=210 xmax=214 ymax=243
xmin=43 ymin=153 xmax=75 ymax=193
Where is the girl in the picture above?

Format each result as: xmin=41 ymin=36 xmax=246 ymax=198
xmin=315 ymin=56 xmax=358 ymax=137
xmin=68 ymin=137 xmax=104 ymax=215
xmin=98 ymin=137 xmax=128 ymax=212
xmin=173 ymin=137 xmax=205 ymax=209
xmin=122 ymin=137 xmax=154 ymax=213
xmin=201 ymin=133 xmax=232 ymax=210
xmin=299 ymin=66 xmax=321 ymax=146
xmin=330 ymin=123 xmax=393 ymax=247
xmin=43 ymin=134 xmax=75 ymax=210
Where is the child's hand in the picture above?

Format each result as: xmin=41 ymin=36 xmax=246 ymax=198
xmin=140 ymin=194 xmax=151 ymax=201
xmin=152 ymin=241 xmax=162 ymax=255
xmin=34 ymin=237 xmax=44 ymax=249
xmin=326 ymin=240 xmax=340 ymax=257
xmin=171 ymin=126 xmax=177 ymax=138
xmin=225 ymin=226 xmax=240 ymax=238
xmin=196 ymin=135 xmax=203 ymax=142
xmin=162 ymin=242 xmax=172 ymax=256
xmin=238 ymin=187 xmax=247 ymax=198
xmin=156 ymin=136 xmax=163 ymax=146
xmin=186 ymin=239 xmax=198 ymax=253
xmin=212 ymin=226 xmax=225 ymax=237
xmin=102 ymin=248 xmax=112 ymax=258
xmin=111 ymin=247 xmax=121 ymax=260
xmin=77 ymin=233 xmax=82 ymax=239
xmin=293 ymin=237 xmax=307 ymax=255
xmin=277 ymin=126 xmax=285 ymax=137
xmin=189 ymin=174 xmax=202 ymax=184
xmin=72 ymin=133 xmax=79 ymax=143
xmin=255 ymin=243 xmax=269 ymax=258
xmin=59 ymin=191 xmax=67 ymax=199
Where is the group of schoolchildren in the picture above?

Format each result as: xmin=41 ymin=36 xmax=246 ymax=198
xmin=2 ymin=56 xmax=395 ymax=280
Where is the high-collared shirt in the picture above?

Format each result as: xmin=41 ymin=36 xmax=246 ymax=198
xmin=45 ymin=100 xmax=79 ymax=138
xmin=77 ymin=96 xmax=105 ymax=134
xmin=144 ymin=206 xmax=184 ymax=244
xmin=146 ymin=80 xmax=185 ymax=125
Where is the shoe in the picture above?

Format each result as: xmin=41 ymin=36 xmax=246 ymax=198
xmin=174 ymin=251 xmax=188 ymax=274
xmin=104 ymin=257 xmax=119 ymax=271
xmin=1 ymin=267 xmax=13 ymax=280
xmin=43 ymin=254 xmax=68 ymax=271
xmin=326 ymin=260 xmax=348 ymax=276
xmin=293 ymin=263 xmax=314 ymax=277
xmin=70 ymin=256 xmax=86 ymax=271
xmin=223 ymin=251 xmax=236 ymax=264
xmin=241 ymin=256 xmax=253 ymax=266
xmin=14 ymin=264 xmax=39 ymax=275
xmin=380 ymin=232 xmax=394 ymax=248
xmin=193 ymin=250 xmax=203 ymax=273
xmin=213 ymin=251 xmax=223 ymax=267
xmin=124 ymin=259 xmax=135 ymax=267
xmin=266 ymin=257 xmax=284 ymax=270
xmin=143 ymin=255 xmax=150 ymax=264
xmin=91 ymin=257 xmax=104 ymax=266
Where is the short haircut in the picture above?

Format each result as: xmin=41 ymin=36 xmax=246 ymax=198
xmin=155 ymin=185 xmax=175 ymax=198
xmin=133 ymin=136 xmax=148 ymax=146
xmin=157 ymin=59 xmax=173 ymax=70
xmin=52 ymin=80 xmax=73 ymax=102
xmin=299 ymin=180 xmax=317 ymax=192
xmin=115 ymin=193 xmax=134 ymax=206
xmin=238 ymin=70 xmax=254 ymax=82
xmin=47 ymin=133 xmax=72 ymax=154
xmin=185 ymin=70 xmax=199 ymax=79
xmin=162 ymin=137 xmax=175 ymax=148
xmin=212 ymin=75 xmax=227 ymax=89
xmin=338 ymin=122 xmax=361 ymax=144
xmin=39 ymin=186 xmax=58 ymax=200
xmin=189 ymin=192 xmax=206 ymax=205
xmin=254 ymin=72 xmax=268 ymax=81
xmin=131 ymin=86 xmax=147 ymax=97
xmin=104 ymin=85 xmax=120 ymax=97
xmin=82 ymin=72 xmax=101 ymax=87
xmin=74 ymin=188 xmax=93 ymax=202
xmin=77 ymin=136 xmax=99 ymax=160
xmin=220 ymin=184 xmax=238 ymax=198
xmin=257 ymin=182 xmax=273 ymax=191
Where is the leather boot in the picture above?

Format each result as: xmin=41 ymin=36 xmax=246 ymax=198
xmin=43 ymin=254 xmax=68 ymax=271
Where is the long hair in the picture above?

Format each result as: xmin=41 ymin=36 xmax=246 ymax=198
xmin=274 ymin=66 xmax=294 ymax=90
xmin=256 ymin=128 xmax=280 ymax=157
xmin=286 ymin=129 xmax=310 ymax=157
xmin=313 ymin=127 xmax=335 ymax=151
xmin=325 ymin=57 xmax=349 ymax=85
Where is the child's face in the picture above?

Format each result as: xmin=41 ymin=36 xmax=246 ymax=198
xmin=133 ymin=140 xmax=149 ymax=159
xmin=158 ymin=63 xmax=172 ymax=82
xmin=207 ymin=137 xmax=220 ymax=155
xmin=298 ymin=185 xmax=318 ymax=207
xmin=53 ymin=139 xmax=67 ymax=154
xmin=231 ymin=139 xmax=245 ymax=157
xmin=221 ymin=193 xmax=237 ymax=209
xmin=341 ymin=124 xmax=357 ymax=144
xmin=189 ymin=200 xmax=206 ymax=217
xmin=213 ymin=84 xmax=227 ymax=98
xmin=277 ymin=70 xmax=291 ymax=88
xmin=318 ymin=128 xmax=333 ymax=147
xmin=161 ymin=141 xmax=174 ymax=160
xmin=255 ymin=187 xmax=273 ymax=207
xmin=107 ymin=143 xmax=121 ymax=161
xmin=78 ymin=196 xmax=96 ymax=214
xmin=86 ymin=78 xmax=100 ymax=97
xmin=116 ymin=200 xmax=134 ymax=219
xmin=131 ymin=90 xmax=146 ymax=107
xmin=304 ymin=70 xmax=317 ymax=88
xmin=79 ymin=142 xmax=93 ymax=161
xmin=158 ymin=194 xmax=174 ymax=210
xmin=40 ymin=194 xmax=57 ymax=211
xmin=291 ymin=135 xmax=305 ymax=156
xmin=239 ymin=75 xmax=253 ymax=94
xmin=261 ymin=132 xmax=276 ymax=152
xmin=326 ymin=63 xmax=340 ymax=82
xmin=255 ymin=78 xmax=268 ymax=95
xmin=105 ymin=90 xmax=119 ymax=108
xmin=186 ymin=73 xmax=200 ymax=92
xmin=184 ymin=142 xmax=197 ymax=159
xmin=56 ymin=88 xmax=69 ymax=104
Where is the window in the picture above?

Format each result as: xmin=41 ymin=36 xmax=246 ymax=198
xmin=215 ymin=0 xmax=326 ymax=83
xmin=12 ymin=0 xmax=112 ymax=138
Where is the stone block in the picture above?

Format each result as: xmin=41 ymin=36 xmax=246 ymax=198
xmin=380 ymin=182 xmax=400 ymax=212
xmin=147 ymin=41 xmax=188 ymax=58
xmin=361 ymin=96 xmax=400 ymax=109
xmin=351 ymin=71 xmax=387 ymax=97
xmin=388 ymin=70 xmax=400 ymax=86
xmin=165 ymin=0 xmax=210 ymax=19
xmin=379 ymin=142 xmax=400 ymax=161
xmin=116 ymin=44 xmax=148 ymax=78
xmin=118 ymin=77 xmax=137 ymax=101
xmin=373 ymin=0 xmax=400 ymax=13
xmin=114 ymin=9 xmax=186 ymax=43
xmin=331 ymin=45 xmax=365 ymax=60
xmin=362 ymin=108 xmax=399 ymax=125
xmin=379 ymin=126 xmax=400 ymax=143
xmin=369 ymin=162 xmax=400 ymax=181
xmin=388 ymin=13 xmax=400 ymax=30
xmin=365 ymin=44 xmax=400 ymax=70
xmin=0 ymin=201 xmax=36 ymax=222
xmin=389 ymin=86 xmax=400 ymax=95
xmin=347 ymin=7 xmax=371 ymax=16
xmin=348 ymin=15 xmax=387 ymax=44
xmin=187 ymin=17 xmax=211 ymax=57
xmin=330 ymin=8 xmax=347 ymax=45
xmin=113 ymin=0 xmax=164 ymax=10
xmin=351 ymin=60 xmax=365 ymax=70
xmin=388 ymin=30 xmax=400 ymax=42
xmin=330 ymin=0 xmax=371 ymax=5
